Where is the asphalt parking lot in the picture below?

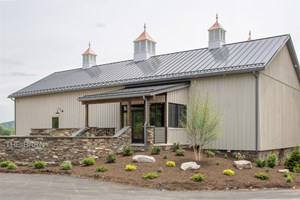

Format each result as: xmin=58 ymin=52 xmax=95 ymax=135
xmin=0 ymin=173 xmax=299 ymax=200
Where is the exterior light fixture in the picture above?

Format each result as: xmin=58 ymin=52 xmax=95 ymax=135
xmin=55 ymin=108 xmax=64 ymax=115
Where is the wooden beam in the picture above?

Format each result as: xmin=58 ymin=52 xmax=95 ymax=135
xmin=85 ymin=104 xmax=89 ymax=128
xmin=164 ymin=93 xmax=168 ymax=144
xmin=81 ymin=96 xmax=155 ymax=105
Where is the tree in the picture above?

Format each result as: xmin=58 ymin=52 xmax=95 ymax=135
xmin=182 ymin=93 xmax=222 ymax=161
xmin=0 ymin=125 xmax=11 ymax=135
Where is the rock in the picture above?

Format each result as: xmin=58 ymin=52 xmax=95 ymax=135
xmin=180 ymin=162 xmax=200 ymax=171
xmin=233 ymin=160 xmax=252 ymax=170
xmin=52 ymin=155 xmax=58 ymax=159
xmin=132 ymin=155 xmax=155 ymax=163
xmin=278 ymin=169 xmax=290 ymax=173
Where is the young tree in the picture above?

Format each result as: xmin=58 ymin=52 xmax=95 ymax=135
xmin=183 ymin=93 xmax=222 ymax=161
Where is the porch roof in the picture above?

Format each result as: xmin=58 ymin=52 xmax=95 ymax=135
xmin=78 ymin=83 xmax=189 ymax=102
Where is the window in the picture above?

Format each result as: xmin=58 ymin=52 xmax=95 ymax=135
xmin=52 ymin=117 xmax=59 ymax=128
xmin=168 ymin=103 xmax=186 ymax=128
xmin=150 ymin=103 xmax=164 ymax=127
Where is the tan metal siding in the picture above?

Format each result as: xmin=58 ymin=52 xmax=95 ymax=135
xmin=167 ymin=87 xmax=189 ymax=105
xmin=259 ymin=45 xmax=300 ymax=150
xmin=190 ymin=74 xmax=256 ymax=150
xmin=15 ymin=87 xmax=122 ymax=135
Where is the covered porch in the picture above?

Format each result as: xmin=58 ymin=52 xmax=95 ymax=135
xmin=78 ymin=83 xmax=189 ymax=145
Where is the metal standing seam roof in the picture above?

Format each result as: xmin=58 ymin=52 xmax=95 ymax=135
xmin=9 ymin=34 xmax=299 ymax=98
xmin=78 ymin=83 xmax=189 ymax=101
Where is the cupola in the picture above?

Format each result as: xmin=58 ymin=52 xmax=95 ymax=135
xmin=208 ymin=14 xmax=226 ymax=49
xmin=133 ymin=24 xmax=156 ymax=62
xmin=82 ymin=42 xmax=97 ymax=69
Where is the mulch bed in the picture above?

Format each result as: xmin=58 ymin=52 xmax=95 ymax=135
xmin=1 ymin=150 xmax=300 ymax=191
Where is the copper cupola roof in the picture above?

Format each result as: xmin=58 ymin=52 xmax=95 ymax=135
xmin=133 ymin=24 xmax=156 ymax=43
xmin=82 ymin=42 xmax=97 ymax=55
xmin=208 ymin=14 xmax=226 ymax=31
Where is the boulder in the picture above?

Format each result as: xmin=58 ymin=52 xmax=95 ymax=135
xmin=132 ymin=155 xmax=155 ymax=163
xmin=180 ymin=162 xmax=201 ymax=171
xmin=233 ymin=160 xmax=252 ymax=170
xmin=278 ymin=169 xmax=290 ymax=173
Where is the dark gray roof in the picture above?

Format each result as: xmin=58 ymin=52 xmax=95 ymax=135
xmin=9 ymin=34 xmax=299 ymax=98
xmin=78 ymin=83 xmax=189 ymax=101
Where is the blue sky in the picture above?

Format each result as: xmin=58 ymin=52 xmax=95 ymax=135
xmin=0 ymin=0 xmax=299 ymax=122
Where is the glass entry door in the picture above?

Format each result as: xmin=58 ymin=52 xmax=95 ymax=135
xmin=132 ymin=106 xmax=144 ymax=143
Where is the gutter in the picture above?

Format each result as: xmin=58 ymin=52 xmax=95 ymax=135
xmin=253 ymin=72 xmax=260 ymax=155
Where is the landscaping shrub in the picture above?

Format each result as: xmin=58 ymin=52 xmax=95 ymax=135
xmin=223 ymin=169 xmax=235 ymax=176
xmin=142 ymin=172 xmax=158 ymax=179
xmin=284 ymin=148 xmax=300 ymax=172
xmin=293 ymin=164 xmax=300 ymax=173
xmin=216 ymin=161 xmax=220 ymax=165
xmin=106 ymin=151 xmax=116 ymax=163
xmin=82 ymin=157 xmax=95 ymax=166
xmin=286 ymin=174 xmax=293 ymax=183
xmin=171 ymin=142 xmax=181 ymax=152
xmin=163 ymin=155 xmax=167 ymax=159
xmin=166 ymin=161 xmax=176 ymax=167
xmin=224 ymin=154 xmax=228 ymax=159
xmin=151 ymin=145 xmax=161 ymax=155
xmin=233 ymin=152 xmax=245 ymax=160
xmin=255 ymin=159 xmax=266 ymax=168
xmin=254 ymin=172 xmax=270 ymax=180
xmin=60 ymin=161 xmax=72 ymax=170
xmin=191 ymin=173 xmax=205 ymax=182
xmin=7 ymin=162 xmax=17 ymax=170
xmin=206 ymin=150 xmax=215 ymax=158
xmin=0 ymin=161 xmax=12 ymax=168
xmin=122 ymin=145 xmax=134 ymax=156
xmin=33 ymin=161 xmax=47 ymax=169
xmin=283 ymin=172 xmax=293 ymax=178
xmin=96 ymin=166 xmax=108 ymax=172
xmin=125 ymin=164 xmax=137 ymax=171
xmin=266 ymin=154 xmax=277 ymax=168
xmin=175 ymin=148 xmax=185 ymax=156
xmin=157 ymin=167 xmax=163 ymax=173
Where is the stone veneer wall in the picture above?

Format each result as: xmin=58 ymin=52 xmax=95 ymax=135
xmin=0 ymin=128 xmax=131 ymax=165
xmin=30 ymin=128 xmax=79 ymax=137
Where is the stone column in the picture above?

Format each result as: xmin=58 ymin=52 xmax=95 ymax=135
xmin=146 ymin=127 xmax=154 ymax=149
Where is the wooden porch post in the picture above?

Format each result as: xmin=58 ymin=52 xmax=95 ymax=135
xmin=127 ymin=100 xmax=132 ymax=126
xmin=85 ymin=104 xmax=89 ymax=128
xmin=164 ymin=94 xmax=168 ymax=143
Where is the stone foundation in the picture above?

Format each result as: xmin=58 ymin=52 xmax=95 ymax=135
xmin=0 ymin=128 xmax=131 ymax=165
xmin=30 ymin=128 xmax=79 ymax=137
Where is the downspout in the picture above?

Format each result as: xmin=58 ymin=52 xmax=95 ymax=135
xmin=10 ymin=98 xmax=16 ymax=135
xmin=143 ymin=96 xmax=148 ymax=150
xmin=253 ymin=72 xmax=260 ymax=156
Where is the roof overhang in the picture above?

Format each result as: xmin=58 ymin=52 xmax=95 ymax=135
xmin=78 ymin=83 xmax=189 ymax=104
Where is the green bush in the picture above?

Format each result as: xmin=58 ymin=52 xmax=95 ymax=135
xmin=96 ymin=166 xmax=108 ymax=172
xmin=206 ymin=150 xmax=215 ymax=158
xmin=224 ymin=154 xmax=228 ymax=159
xmin=191 ymin=173 xmax=205 ymax=182
xmin=266 ymin=154 xmax=277 ymax=168
xmin=255 ymin=159 xmax=266 ymax=168
xmin=0 ymin=161 xmax=12 ymax=168
xmin=283 ymin=172 xmax=293 ymax=178
xmin=82 ymin=157 xmax=95 ymax=166
xmin=125 ymin=164 xmax=137 ymax=171
xmin=284 ymin=148 xmax=300 ymax=172
xmin=223 ymin=169 xmax=235 ymax=176
xmin=286 ymin=174 xmax=293 ymax=183
xmin=33 ymin=161 xmax=47 ymax=169
xmin=142 ymin=172 xmax=158 ymax=179
xmin=122 ymin=145 xmax=134 ymax=156
xmin=171 ymin=142 xmax=181 ymax=152
xmin=175 ymin=148 xmax=185 ymax=156
xmin=106 ymin=152 xmax=116 ymax=163
xmin=151 ymin=145 xmax=161 ymax=155
xmin=163 ymin=155 xmax=167 ymax=159
xmin=233 ymin=152 xmax=245 ymax=160
xmin=293 ymin=164 xmax=300 ymax=173
xmin=7 ymin=162 xmax=17 ymax=170
xmin=216 ymin=161 xmax=220 ymax=165
xmin=60 ymin=161 xmax=72 ymax=170
xmin=254 ymin=172 xmax=270 ymax=180
xmin=166 ymin=161 xmax=176 ymax=167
